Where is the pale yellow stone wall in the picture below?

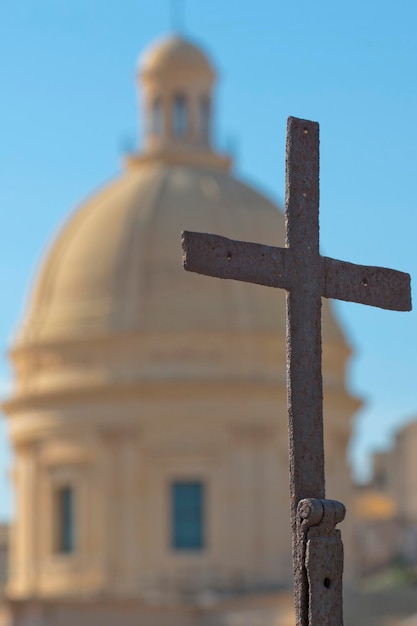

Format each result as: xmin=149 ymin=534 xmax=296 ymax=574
xmin=6 ymin=361 xmax=357 ymax=601
xmin=393 ymin=421 xmax=417 ymax=522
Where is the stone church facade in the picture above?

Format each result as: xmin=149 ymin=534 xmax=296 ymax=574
xmin=2 ymin=34 xmax=359 ymax=625
xmin=354 ymin=419 xmax=417 ymax=575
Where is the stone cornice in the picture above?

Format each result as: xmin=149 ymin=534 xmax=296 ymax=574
xmin=2 ymin=377 xmax=288 ymax=415
xmin=125 ymin=149 xmax=232 ymax=172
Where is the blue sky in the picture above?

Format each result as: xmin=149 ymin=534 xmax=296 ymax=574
xmin=1 ymin=0 xmax=417 ymax=519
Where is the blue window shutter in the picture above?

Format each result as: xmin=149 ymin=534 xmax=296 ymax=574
xmin=171 ymin=481 xmax=204 ymax=550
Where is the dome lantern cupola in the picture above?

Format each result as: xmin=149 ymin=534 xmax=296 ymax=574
xmin=139 ymin=36 xmax=217 ymax=155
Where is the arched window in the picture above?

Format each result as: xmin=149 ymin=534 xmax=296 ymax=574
xmin=151 ymin=97 xmax=163 ymax=136
xmin=172 ymin=94 xmax=188 ymax=136
xmin=199 ymin=96 xmax=211 ymax=141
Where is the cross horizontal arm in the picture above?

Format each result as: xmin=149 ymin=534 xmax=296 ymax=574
xmin=324 ymin=257 xmax=412 ymax=312
xmin=182 ymin=232 xmax=412 ymax=312
xmin=182 ymin=231 xmax=288 ymax=289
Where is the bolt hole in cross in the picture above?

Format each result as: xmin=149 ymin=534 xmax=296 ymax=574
xmin=323 ymin=578 xmax=331 ymax=589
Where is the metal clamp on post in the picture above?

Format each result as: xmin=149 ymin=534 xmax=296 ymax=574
xmin=297 ymin=498 xmax=346 ymax=626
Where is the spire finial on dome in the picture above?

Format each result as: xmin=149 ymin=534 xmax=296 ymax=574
xmin=170 ymin=0 xmax=185 ymax=34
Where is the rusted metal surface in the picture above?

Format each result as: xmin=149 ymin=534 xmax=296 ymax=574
xmin=182 ymin=231 xmax=288 ymax=289
xmin=324 ymin=257 xmax=411 ymax=311
xmin=298 ymin=499 xmax=345 ymax=626
xmin=285 ymin=118 xmax=325 ymax=626
xmin=181 ymin=115 xmax=412 ymax=626
xmin=181 ymin=233 xmax=412 ymax=313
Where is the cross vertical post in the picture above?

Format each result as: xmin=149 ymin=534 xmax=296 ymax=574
xmin=285 ymin=118 xmax=325 ymax=625
xmin=181 ymin=116 xmax=411 ymax=626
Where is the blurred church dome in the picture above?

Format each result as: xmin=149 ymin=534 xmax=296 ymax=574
xmin=17 ymin=164 xmax=288 ymax=344
xmin=15 ymin=34 xmax=344 ymax=351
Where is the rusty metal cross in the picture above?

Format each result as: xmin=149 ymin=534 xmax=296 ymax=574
xmin=181 ymin=116 xmax=411 ymax=626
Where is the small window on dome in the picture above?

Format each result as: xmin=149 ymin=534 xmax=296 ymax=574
xmin=151 ymin=97 xmax=163 ymax=136
xmin=172 ymin=94 xmax=188 ymax=137
xmin=199 ymin=96 xmax=211 ymax=141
